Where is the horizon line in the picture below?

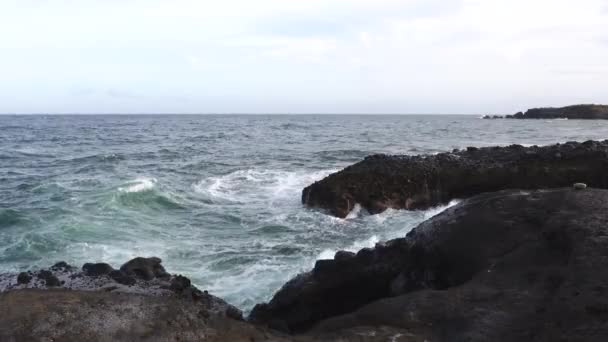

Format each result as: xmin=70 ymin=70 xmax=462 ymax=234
xmin=0 ymin=113 xmax=483 ymax=116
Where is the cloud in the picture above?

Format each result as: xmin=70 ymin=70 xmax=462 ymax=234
xmin=105 ymin=89 xmax=141 ymax=100
xmin=0 ymin=0 xmax=607 ymax=113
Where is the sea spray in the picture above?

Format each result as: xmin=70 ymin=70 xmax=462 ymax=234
xmin=3 ymin=114 xmax=608 ymax=313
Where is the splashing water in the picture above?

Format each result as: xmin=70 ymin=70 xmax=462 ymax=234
xmin=2 ymin=114 xmax=608 ymax=312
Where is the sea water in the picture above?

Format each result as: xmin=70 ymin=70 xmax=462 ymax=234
xmin=2 ymin=114 xmax=608 ymax=311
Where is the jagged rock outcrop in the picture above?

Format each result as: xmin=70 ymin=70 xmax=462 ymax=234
xmin=505 ymin=104 xmax=608 ymax=119
xmin=253 ymin=188 xmax=608 ymax=341
xmin=0 ymin=258 xmax=412 ymax=341
xmin=0 ymin=257 xmax=253 ymax=341
xmin=302 ymin=140 xmax=608 ymax=218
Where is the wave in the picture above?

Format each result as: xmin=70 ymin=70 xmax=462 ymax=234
xmin=316 ymin=199 xmax=461 ymax=261
xmin=0 ymin=148 xmax=54 ymax=159
xmin=313 ymin=149 xmax=371 ymax=162
xmin=317 ymin=235 xmax=380 ymax=260
xmin=193 ymin=168 xmax=338 ymax=205
xmin=118 ymin=177 xmax=157 ymax=193
xmin=0 ymin=209 xmax=22 ymax=228
xmin=345 ymin=203 xmax=364 ymax=219
xmin=115 ymin=177 xmax=184 ymax=210
xmin=64 ymin=153 xmax=125 ymax=164
xmin=423 ymin=199 xmax=460 ymax=219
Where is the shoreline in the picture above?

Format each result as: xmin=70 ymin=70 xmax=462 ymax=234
xmin=4 ymin=140 xmax=608 ymax=340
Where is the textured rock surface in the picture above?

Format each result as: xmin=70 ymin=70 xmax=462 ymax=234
xmin=0 ymin=257 xmax=240 ymax=318
xmin=0 ymin=290 xmax=280 ymax=342
xmin=506 ymin=104 xmax=608 ymax=119
xmin=302 ymin=140 xmax=608 ymax=217
xmin=0 ymin=260 xmax=414 ymax=341
xmin=253 ymin=188 xmax=608 ymax=341
xmin=120 ymin=257 xmax=169 ymax=280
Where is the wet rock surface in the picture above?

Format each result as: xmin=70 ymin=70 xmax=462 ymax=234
xmin=83 ymin=262 xmax=114 ymax=276
xmin=120 ymin=256 xmax=169 ymax=280
xmin=4 ymin=188 xmax=608 ymax=340
xmin=253 ymin=188 xmax=608 ymax=341
xmin=302 ymin=140 xmax=608 ymax=217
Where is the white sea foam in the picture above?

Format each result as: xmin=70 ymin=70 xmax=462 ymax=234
xmin=345 ymin=203 xmax=363 ymax=219
xmin=315 ymin=200 xmax=461 ymax=261
xmin=423 ymin=199 xmax=460 ymax=219
xmin=193 ymin=168 xmax=338 ymax=204
xmin=317 ymin=235 xmax=380 ymax=261
xmin=118 ymin=177 xmax=157 ymax=193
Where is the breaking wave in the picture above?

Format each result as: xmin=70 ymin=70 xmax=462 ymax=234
xmin=193 ymin=168 xmax=338 ymax=205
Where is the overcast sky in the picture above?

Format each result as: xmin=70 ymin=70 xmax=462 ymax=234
xmin=1 ymin=0 xmax=607 ymax=114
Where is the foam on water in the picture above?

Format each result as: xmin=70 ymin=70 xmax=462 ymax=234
xmin=4 ymin=114 xmax=608 ymax=312
xmin=119 ymin=177 xmax=157 ymax=193
xmin=345 ymin=203 xmax=364 ymax=219
xmin=315 ymin=200 xmax=460 ymax=263
xmin=317 ymin=235 xmax=380 ymax=260
xmin=193 ymin=168 xmax=338 ymax=204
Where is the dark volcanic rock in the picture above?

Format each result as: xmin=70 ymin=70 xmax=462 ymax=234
xmin=302 ymin=140 xmax=608 ymax=217
xmin=1 ymin=257 xmax=280 ymax=341
xmin=120 ymin=257 xmax=169 ymax=280
xmin=51 ymin=261 xmax=74 ymax=271
xmin=37 ymin=270 xmax=60 ymax=287
xmin=0 ymin=290 xmax=289 ymax=342
xmin=16 ymin=272 xmax=31 ymax=285
xmin=506 ymin=104 xmax=608 ymax=119
xmin=82 ymin=262 xmax=114 ymax=276
xmin=252 ymin=188 xmax=608 ymax=340
xmin=108 ymin=270 xmax=136 ymax=285
xmin=170 ymin=275 xmax=192 ymax=293
xmin=334 ymin=250 xmax=355 ymax=261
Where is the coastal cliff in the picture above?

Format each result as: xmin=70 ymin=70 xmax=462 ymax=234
xmin=302 ymin=140 xmax=608 ymax=218
xmin=505 ymin=104 xmax=608 ymax=119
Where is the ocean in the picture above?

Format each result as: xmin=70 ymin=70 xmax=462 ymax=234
xmin=2 ymin=114 xmax=608 ymax=311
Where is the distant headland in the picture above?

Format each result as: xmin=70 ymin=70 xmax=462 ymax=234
xmin=483 ymin=104 xmax=608 ymax=120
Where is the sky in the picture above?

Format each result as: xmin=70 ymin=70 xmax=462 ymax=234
xmin=0 ymin=0 xmax=607 ymax=114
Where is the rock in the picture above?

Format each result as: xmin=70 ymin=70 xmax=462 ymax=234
xmin=0 ymin=290 xmax=288 ymax=342
xmin=108 ymin=270 xmax=136 ymax=286
xmin=1 ymin=257 xmax=291 ymax=341
xmin=82 ymin=262 xmax=114 ymax=276
xmin=37 ymin=270 xmax=60 ymax=287
xmin=506 ymin=104 xmax=608 ymax=120
xmin=302 ymin=140 xmax=608 ymax=217
xmin=226 ymin=305 xmax=244 ymax=321
xmin=170 ymin=275 xmax=191 ymax=293
xmin=574 ymin=182 xmax=587 ymax=190
xmin=252 ymin=188 xmax=608 ymax=341
xmin=120 ymin=257 xmax=169 ymax=280
xmin=16 ymin=272 xmax=31 ymax=285
xmin=51 ymin=261 xmax=74 ymax=271
xmin=334 ymin=251 xmax=355 ymax=261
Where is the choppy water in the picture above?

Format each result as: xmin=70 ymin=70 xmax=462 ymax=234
xmin=2 ymin=114 xmax=608 ymax=311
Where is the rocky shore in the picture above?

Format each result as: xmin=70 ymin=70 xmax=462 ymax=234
xmin=505 ymin=104 xmax=608 ymax=119
xmin=253 ymin=187 xmax=608 ymax=341
xmin=5 ymin=142 xmax=608 ymax=340
xmin=3 ymin=187 xmax=608 ymax=340
xmin=0 ymin=257 xmax=264 ymax=341
xmin=302 ymin=140 xmax=608 ymax=218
